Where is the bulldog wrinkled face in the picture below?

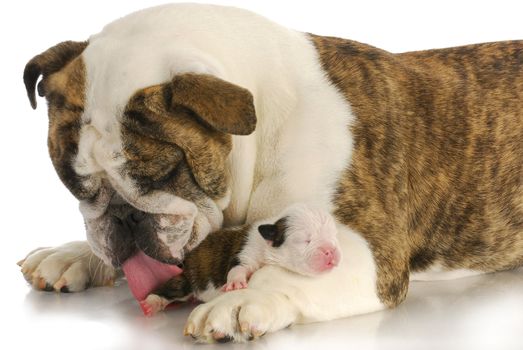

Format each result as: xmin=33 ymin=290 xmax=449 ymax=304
xmin=24 ymin=41 xmax=256 ymax=267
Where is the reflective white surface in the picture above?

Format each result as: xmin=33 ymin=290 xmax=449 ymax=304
xmin=4 ymin=265 xmax=522 ymax=350
xmin=3 ymin=1 xmax=523 ymax=350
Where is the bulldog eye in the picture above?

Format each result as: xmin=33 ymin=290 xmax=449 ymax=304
xmin=129 ymin=211 xmax=146 ymax=224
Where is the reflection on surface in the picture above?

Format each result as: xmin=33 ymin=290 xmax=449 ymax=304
xmin=11 ymin=267 xmax=523 ymax=350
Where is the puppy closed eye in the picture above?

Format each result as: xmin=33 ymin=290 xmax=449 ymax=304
xmin=299 ymin=238 xmax=311 ymax=246
xmin=290 ymin=236 xmax=311 ymax=245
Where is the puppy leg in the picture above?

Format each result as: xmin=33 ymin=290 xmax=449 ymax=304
xmin=140 ymin=294 xmax=172 ymax=317
xmin=222 ymin=265 xmax=250 ymax=291
xmin=141 ymin=275 xmax=192 ymax=316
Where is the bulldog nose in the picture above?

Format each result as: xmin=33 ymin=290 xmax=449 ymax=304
xmin=127 ymin=211 xmax=147 ymax=225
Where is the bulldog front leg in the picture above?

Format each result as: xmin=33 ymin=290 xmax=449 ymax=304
xmin=185 ymin=226 xmax=388 ymax=343
xmin=185 ymin=288 xmax=298 ymax=342
xmin=18 ymin=241 xmax=116 ymax=292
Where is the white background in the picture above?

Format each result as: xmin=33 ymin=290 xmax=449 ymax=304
xmin=1 ymin=1 xmax=522 ymax=349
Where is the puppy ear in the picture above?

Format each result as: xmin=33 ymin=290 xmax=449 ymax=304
xmin=258 ymin=217 xmax=288 ymax=248
xmin=23 ymin=40 xmax=88 ymax=109
xmin=258 ymin=224 xmax=277 ymax=242
xmin=166 ymin=73 xmax=257 ymax=135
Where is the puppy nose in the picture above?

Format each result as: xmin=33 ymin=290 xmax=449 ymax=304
xmin=324 ymin=250 xmax=333 ymax=265
xmin=322 ymin=248 xmax=338 ymax=267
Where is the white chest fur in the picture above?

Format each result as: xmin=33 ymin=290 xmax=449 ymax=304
xmin=78 ymin=4 xmax=354 ymax=228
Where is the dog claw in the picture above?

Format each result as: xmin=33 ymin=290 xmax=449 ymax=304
xmin=36 ymin=277 xmax=47 ymax=290
xmin=212 ymin=331 xmax=224 ymax=339
xmin=104 ymin=278 xmax=114 ymax=287
xmin=21 ymin=267 xmax=34 ymax=283
xmin=240 ymin=322 xmax=250 ymax=333
xmin=53 ymin=278 xmax=66 ymax=291
xmin=44 ymin=282 xmax=54 ymax=291
xmin=216 ymin=335 xmax=233 ymax=343
xmin=184 ymin=323 xmax=195 ymax=336
xmin=252 ymin=329 xmax=265 ymax=338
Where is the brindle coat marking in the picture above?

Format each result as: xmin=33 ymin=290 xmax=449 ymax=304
xmin=154 ymin=225 xmax=252 ymax=300
xmin=23 ymin=34 xmax=523 ymax=310
xmin=119 ymin=74 xmax=257 ymax=263
xmin=23 ymin=41 xmax=92 ymax=200
xmin=311 ymin=35 xmax=523 ymax=307
xmin=24 ymin=46 xmax=258 ymax=267
xmin=122 ymin=73 xmax=256 ymax=200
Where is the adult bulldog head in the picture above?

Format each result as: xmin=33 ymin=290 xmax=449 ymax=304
xmin=23 ymin=40 xmax=256 ymax=267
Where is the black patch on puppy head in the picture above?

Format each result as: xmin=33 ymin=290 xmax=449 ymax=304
xmin=258 ymin=217 xmax=288 ymax=248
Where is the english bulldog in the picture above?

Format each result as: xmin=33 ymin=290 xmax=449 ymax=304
xmin=20 ymin=3 xmax=523 ymax=343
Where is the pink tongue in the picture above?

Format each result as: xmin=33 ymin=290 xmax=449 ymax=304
xmin=122 ymin=250 xmax=183 ymax=301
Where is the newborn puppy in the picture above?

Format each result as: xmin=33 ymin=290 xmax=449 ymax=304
xmin=140 ymin=204 xmax=341 ymax=316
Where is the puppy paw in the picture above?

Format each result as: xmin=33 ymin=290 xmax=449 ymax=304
xmin=140 ymin=294 xmax=170 ymax=317
xmin=221 ymin=280 xmax=248 ymax=292
xmin=18 ymin=241 xmax=116 ymax=292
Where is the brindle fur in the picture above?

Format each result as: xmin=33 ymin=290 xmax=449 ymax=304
xmin=23 ymin=41 xmax=87 ymax=109
xmin=23 ymin=42 xmax=93 ymax=200
xmin=24 ymin=35 xmax=523 ymax=308
xmin=152 ymin=225 xmax=251 ymax=301
xmin=169 ymin=73 xmax=257 ymax=136
xmin=311 ymin=35 xmax=523 ymax=307
xmin=122 ymin=79 xmax=238 ymax=200
xmin=153 ymin=274 xmax=192 ymax=301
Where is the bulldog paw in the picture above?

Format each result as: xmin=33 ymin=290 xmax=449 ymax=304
xmin=18 ymin=241 xmax=116 ymax=292
xmin=184 ymin=289 xmax=297 ymax=343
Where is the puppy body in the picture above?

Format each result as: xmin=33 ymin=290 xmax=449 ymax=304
xmin=140 ymin=204 xmax=341 ymax=316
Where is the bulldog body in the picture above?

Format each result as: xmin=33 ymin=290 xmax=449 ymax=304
xmin=20 ymin=4 xmax=523 ymax=343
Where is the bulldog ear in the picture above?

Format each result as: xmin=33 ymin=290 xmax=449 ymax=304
xmin=23 ymin=40 xmax=88 ymax=109
xmin=166 ymin=73 xmax=257 ymax=135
